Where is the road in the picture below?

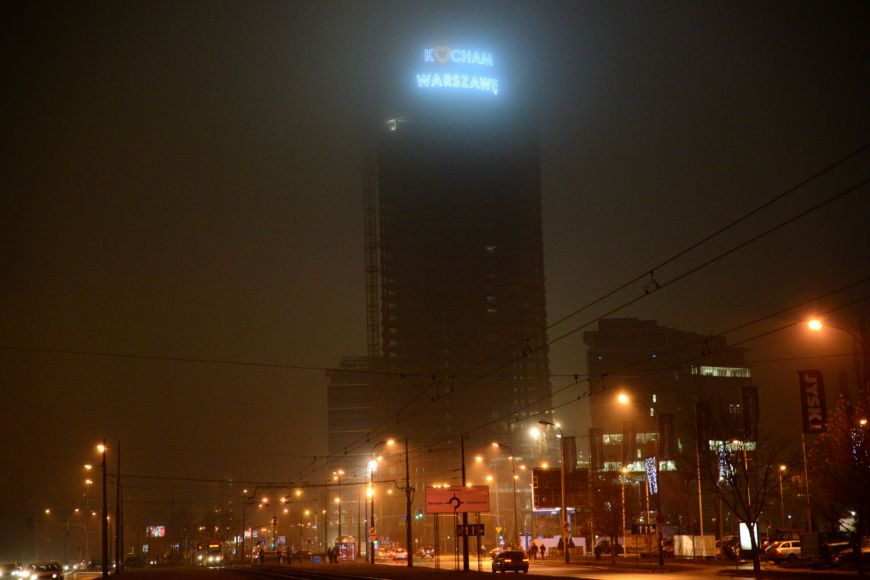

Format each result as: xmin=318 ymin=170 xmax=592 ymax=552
xmin=61 ymin=555 xmax=859 ymax=579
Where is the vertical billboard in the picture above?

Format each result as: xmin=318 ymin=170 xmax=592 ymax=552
xmin=798 ymin=370 xmax=827 ymax=433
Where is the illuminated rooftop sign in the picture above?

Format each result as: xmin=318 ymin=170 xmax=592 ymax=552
xmin=416 ymin=45 xmax=499 ymax=96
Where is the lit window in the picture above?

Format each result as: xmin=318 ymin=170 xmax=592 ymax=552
xmin=649 ymin=407 xmax=655 ymax=417
xmin=652 ymin=394 xmax=657 ymax=403
xmin=691 ymin=365 xmax=752 ymax=378
xmin=484 ymin=245 xmax=497 ymax=254
xmin=486 ymin=296 xmax=497 ymax=305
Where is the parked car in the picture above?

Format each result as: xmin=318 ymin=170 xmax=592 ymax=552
xmin=22 ymin=562 xmax=64 ymax=579
xmin=763 ymin=541 xmax=781 ymax=561
xmin=770 ymin=540 xmax=801 ymax=563
xmin=718 ymin=536 xmax=741 ymax=559
xmin=492 ymin=550 xmax=529 ymax=573
xmin=662 ymin=539 xmax=674 ymax=558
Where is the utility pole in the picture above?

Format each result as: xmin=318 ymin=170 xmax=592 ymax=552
xmin=405 ymin=436 xmax=413 ymax=567
xmin=115 ymin=441 xmax=123 ymax=572
xmin=100 ymin=439 xmax=108 ymax=579
xmin=460 ymin=435 xmax=469 ymax=571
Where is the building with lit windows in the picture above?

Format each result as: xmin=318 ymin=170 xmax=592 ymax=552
xmin=583 ymin=317 xmax=757 ymax=535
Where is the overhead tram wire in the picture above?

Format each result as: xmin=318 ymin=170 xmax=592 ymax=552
xmin=449 ymin=176 xmax=870 ymax=392
xmin=329 ymin=276 xmax=870 ymax=466
xmin=331 ymin=155 xmax=870 ymax=459
xmin=294 ymin=274 xmax=870 ymax=480
xmin=341 ymin=176 xmax=870 ymax=458
xmin=460 ymin=291 xmax=870 ymax=443
xmin=447 ymin=142 xmax=870 ymax=379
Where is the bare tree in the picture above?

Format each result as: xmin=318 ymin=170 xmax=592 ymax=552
xmin=809 ymin=394 xmax=869 ymax=577
xmin=691 ymin=407 xmax=785 ymax=572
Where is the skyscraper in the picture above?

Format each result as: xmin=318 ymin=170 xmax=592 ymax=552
xmin=328 ymin=42 xmax=551 ymax=461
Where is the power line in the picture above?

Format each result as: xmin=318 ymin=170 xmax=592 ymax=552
xmin=324 ymin=281 xmax=870 ymax=473
xmin=341 ymin=178 xmax=869 ymax=459
xmin=449 ymin=142 xmax=870 ymax=379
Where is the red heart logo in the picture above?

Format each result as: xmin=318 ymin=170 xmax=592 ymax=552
xmin=433 ymin=46 xmax=451 ymax=64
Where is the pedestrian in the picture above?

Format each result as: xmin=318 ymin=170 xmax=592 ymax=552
xmin=530 ymin=543 xmax=538 ymax=560
xmin=539 ymin=544 xmax=546 ymax=559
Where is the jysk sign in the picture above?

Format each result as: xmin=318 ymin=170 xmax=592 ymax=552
xmin=798 ymin=370 xmax=827 ymax=433
xmin=416 ymin=45 xmax=499 ymax=96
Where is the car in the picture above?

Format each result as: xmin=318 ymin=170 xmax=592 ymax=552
xmin=770 ymin=540 xmax=801 ymax=563
xmin=0 ymin=562 xmax=23 ymax=577
xmin=392 ymin=549 xmax=408 ymax=561
xmin=718 ymin=536 xmax=741 ymax=559
xmin=492 ymin=550 xmax=529 ymax=573
xmin=763 ymin=541 xmax=781 ymax=560
xmin=662 ymin=539 xmax=674 ymax=558
xmin=22 ymin=562 xmax=64 ymax=579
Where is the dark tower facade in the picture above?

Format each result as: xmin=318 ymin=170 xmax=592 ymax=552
xmin=374 ymin=111 xmax=551 ymax=443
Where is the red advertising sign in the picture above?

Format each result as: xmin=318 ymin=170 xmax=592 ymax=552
xmin=425 ymin=485 xmax=490 ymax=514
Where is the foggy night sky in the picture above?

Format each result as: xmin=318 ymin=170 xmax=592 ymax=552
xmin=1 ymin=0 xmax=868 ymax=559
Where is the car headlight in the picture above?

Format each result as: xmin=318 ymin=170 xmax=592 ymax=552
xmin=197 ymin=555 xmax=203 ymax=561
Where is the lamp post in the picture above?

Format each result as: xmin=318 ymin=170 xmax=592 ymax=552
xmin=368 ymin=438 xmax=395 ymax=563
xmin=778 ymin=465 xmax=786 ymax=529
xmin=333 ymin=469 xmax=344 ymax=540
xmin=538 ymin=420 xmax=570 ymax=564
xmin=98 ymin=440 xmax=108 ymax=579
xmin=620 ymin=466 xmax=628 ymax=541
xmin=83 ymin=470 xmax=94 ymax=563
xmin=616 ymin=393 xmax=663 ymax=567
xmin=807 ymin=318 xmax=869 ymax=400
xmin=492 ymin=442 xmax=519 ymax=549
xmin=803 ymin=318 xmax=869 ymax=531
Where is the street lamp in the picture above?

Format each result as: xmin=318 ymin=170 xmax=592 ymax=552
xmin=97 ymin=440 xmax=108 ymax=578
xmin=620 ymin=466 xmax=629 ymax=541
xmin=616 ymin=393 xmax=664 ymax=567
xmin=492 ymin=442 xmax=520 ymax=550
xmin=538 ymin=420 xmax=569 ymax=563
xmin=368 ymin=438 xmax=395 ymax=564
xmin=778 ymin=465 xmax=787 ymax=529
xmin=333 ymin=469 xmax=344 ymax=539
xmin=806 ymin=318 xmax=869 ymax=396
